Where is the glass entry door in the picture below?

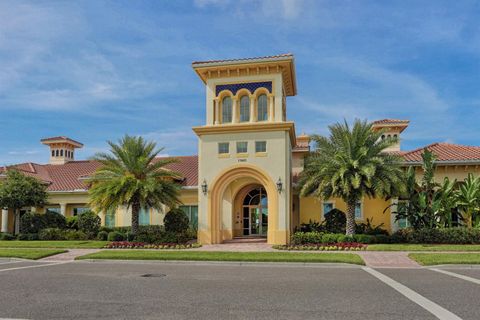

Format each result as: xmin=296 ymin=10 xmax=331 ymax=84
xmin=242 ymin=187 xmax=268 ymax=236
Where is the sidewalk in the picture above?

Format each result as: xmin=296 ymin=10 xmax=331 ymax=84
xmin=39 ymin=249 xmax=102 ymax=262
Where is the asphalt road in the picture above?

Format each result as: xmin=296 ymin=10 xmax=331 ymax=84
xmin=0 ymin=259 xmax=479 ymax=319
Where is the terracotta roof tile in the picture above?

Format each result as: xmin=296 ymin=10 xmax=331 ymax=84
xmin=40 ymin=136 xmax=84 ymax=146
xmin=401 ymin=143 xmax=480 ymax=163
xmin=2 ymin=156 xmax=199 ymax=192
xmin=192 ymin=53 xmax=293 ymax=65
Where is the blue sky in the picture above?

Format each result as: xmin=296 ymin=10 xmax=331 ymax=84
xmin=1 ymin=0 xmax=479 ymax=165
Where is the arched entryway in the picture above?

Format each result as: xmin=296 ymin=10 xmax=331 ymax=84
xmin=202 ymin=163 xmax=279 ymax=244
xmin=240 ymin=186 xmax=268 ymax=236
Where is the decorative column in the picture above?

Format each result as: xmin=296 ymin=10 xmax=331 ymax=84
xmin=1 ymin=209 xmax=8 ymax=233
xmin=249 ymin=95 xmax=255 ymax=123
xmin=214 ymin=98 xmax=220 ymax=125
xmin=268 ymin=94 xmax=275 ymax=122
xmin=60 ymin=203 xmax=67 ymax=216
xmin=232 ymin=97 xmax=239 ymax=123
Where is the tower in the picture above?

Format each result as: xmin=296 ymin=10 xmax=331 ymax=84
xmin=192 ymin=54 xmax=297 ymax=245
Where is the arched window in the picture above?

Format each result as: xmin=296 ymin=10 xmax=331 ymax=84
xmin=222 ymin=96 xmax=232 ymax=123
xmin=257 ymin=94 xmax=268 ymax=121
xmin=60 ymin=149 xmax=64 ymax=157
xmin=239 ymin=96 xmax=250 ymax=122
xmin=55 ymin=150 xmax=59 ymax=157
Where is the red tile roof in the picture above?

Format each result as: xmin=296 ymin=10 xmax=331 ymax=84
xmin=40 ymin=136 xmax=84 ymax=147
xmin=0 ymin=156 xmax=199 ymax=192
xmin=192 ymin=53 xmax=294 ymax=65
xmin=401 ymin=143 xmax=480 ymax=163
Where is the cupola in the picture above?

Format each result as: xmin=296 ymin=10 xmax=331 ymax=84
xmin=371 ymin=119 xmax=409 ymax=152
xmin=41 ymin=136 xmax=83 ymax=165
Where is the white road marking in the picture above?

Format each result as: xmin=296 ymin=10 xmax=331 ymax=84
xmin=0 ymin=261 xmax=69 ymax=273
xmin=430 ymin=268 xmax=480 ymax=285
xmin=362 ymin=267 xmax=462 ymax=320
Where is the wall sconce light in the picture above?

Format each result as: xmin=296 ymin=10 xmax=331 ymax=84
xmin=201 ymin=179 xmax=208 ymax=195
xmin=276 ymin=177 xmax=283 ymax=193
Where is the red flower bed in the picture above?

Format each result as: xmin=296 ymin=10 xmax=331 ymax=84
xmin=105 ymin=241 xmax=201 ymax=249
xmin=273 ymin=242 xmax=368 ymax=251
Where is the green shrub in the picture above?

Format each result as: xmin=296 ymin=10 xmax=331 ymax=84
xmin=353 ymin=234 xmax=375 ymax=244
xmin=299 ymin=220 xmax=325 ymax=233
xmin=324 ymin=209 xmax=346 ymax=233
xmin=44 ymin=211 xmax=66 ymax=229
xmin=374 ymin=234 xmax=392 ymax=244
xmin=107 ymin=231 xmax=125 ymax=241
xmin=0 ymin=233 xmax=16 ymax=240
xmin=39 ymin=228 xmax=66 ymax=240
xmin=99 ymin=226 xmax=114 ymax=233
xmin=134 ymin=225 xmax=165 ymax=243
xmin=164 ymin=208 xmax=189 ymax=234
xmin=337 ymin=235 xmax=355 ymax=243
xmin=355 ymin=218 xmax=389 ymax=235
xmin=20 ymin=213 xmax=46 ymax=234
xmin=66 ymin=216 xmax=79 ymax=230
xmin=97 ymin=231 xmax=109 ymax=241
xmin=17 ymin=233 xmax=39 ymax=241
xmin=64 ymin=230 xmax=88 ymax=240
xmin=291 ymin=231 xmax=323 ymax=244
xmin=77 ymin=211 xmax=101 ymax=239
xmin=321 ymin=233 xmax=342 ymax=244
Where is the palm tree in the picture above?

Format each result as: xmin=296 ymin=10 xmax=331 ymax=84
xmin=299 ymin=119 xmax=405 ymax=235
xmin=455 ymin=173 xmax=480 ymax=228
xmin=88 ymin=135 xmax=181 ymax=235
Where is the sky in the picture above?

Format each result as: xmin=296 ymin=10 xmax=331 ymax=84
xmin=1 ymin=0 xmax=480 ymax=165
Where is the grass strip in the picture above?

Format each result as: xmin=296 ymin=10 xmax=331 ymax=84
xmin=0 ymin=248 xmax=67 ymax=260
xmin=77 ymin=250 xmax=365 ymax=265
xmin=409 ymin=253 xmax=480 ymax=266
xmin=0 ymin=241 xmax=108 ymax=249
xmin=368 ymin=244 xmax=480 ymax=252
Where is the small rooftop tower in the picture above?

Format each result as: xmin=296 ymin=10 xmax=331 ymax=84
xmin=41 ymin=136 xmax=83 ymax=165
xmin=371 ymin=119 xmax=409 ymax=152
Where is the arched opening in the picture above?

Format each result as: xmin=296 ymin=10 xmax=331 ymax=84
xmin=203 ymin=164 xmax=281 ymax=244
xmin=241 ymin=186 xmax=268 ymax=236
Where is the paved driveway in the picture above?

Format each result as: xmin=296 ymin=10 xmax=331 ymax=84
xmin=0 ymin=259 xmax=478 ymax=319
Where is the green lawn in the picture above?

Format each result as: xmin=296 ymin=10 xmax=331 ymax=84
xmin=0 ymin=241 xmax=108 ymax=249
xmin=77 ymin=250 xmax=365 ymax=265
xmin=0 ymin=248 xmax=67 ymax=260
xmin=368 ymin=244 xmax=480 ymax=252
xmin=409 ymin=253 xmax=480 ymax=266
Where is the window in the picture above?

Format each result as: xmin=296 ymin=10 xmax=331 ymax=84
xmin=51 ymin=150 xmax=54 ymax=157
xmin=355 ymin=202 xmax=362 ymax=219
xmin=222 ymin=96 xmax=232 ymax=123
xmin=257 ymin=94 xmax=268 ymax=121
xmin=73 ymin=207 xmax=89 ymax=216
xmin=322 ymin=202 xmax=334 ymax=217
xmin=60 ymin=149 xmax=64 ymax=157
xmin=218 ymin=142 xmax=229 ymax=154
xmin=239 ymin=95 xmax=250 ymax=122
xmin=55 ymin=150 xmax=59 ymax=157
xmin=396 ymin=201 xmax=409 ymax=229
xmin=236 ymin=141 xmax=248 ymax=153
xmin=255 ymin=141 xmax=267 ymax=153
xmin=105 ymin=209 xmax=115 ymax=228
xmin=179 ymin=205 xmax=198 ymax=228
xmin=139 ymin=207 xmax=150 ymax=225
xmin=46 ymin=207 xmax=61 ymax=214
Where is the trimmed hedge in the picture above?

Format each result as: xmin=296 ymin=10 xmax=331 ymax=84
xmin=291 ymin=228 xmax=480 ymax=245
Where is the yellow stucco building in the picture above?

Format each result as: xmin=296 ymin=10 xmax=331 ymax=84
xmin=2 ymin=54 xmax=480 ymax=244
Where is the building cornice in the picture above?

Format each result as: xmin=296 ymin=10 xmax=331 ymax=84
xmin=192 ymin=122 xmax=297 ymax=146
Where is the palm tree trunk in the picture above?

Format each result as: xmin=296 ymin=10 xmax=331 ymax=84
xmin=346 ymin=200 xmax=356 ymax=235
xmin=131 ymin=200 xmax=140 ymax=235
